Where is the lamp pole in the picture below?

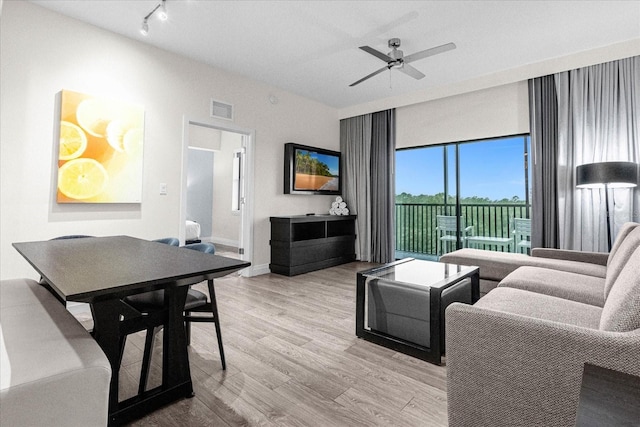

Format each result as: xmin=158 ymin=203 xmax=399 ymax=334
xmin=604 ymin=184 xmax=612 ymax=252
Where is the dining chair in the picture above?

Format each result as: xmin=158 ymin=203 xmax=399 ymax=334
xmin=435 ymin=215 xmax=474 ymax=255
xmin=152 ymin=237 xmax=180 ymax=246
xmin=124 ymin=242 xmax=224 ymax=394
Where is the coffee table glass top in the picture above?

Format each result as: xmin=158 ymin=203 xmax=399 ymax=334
xmin=362 ymin=258 xmax=477 ymax=290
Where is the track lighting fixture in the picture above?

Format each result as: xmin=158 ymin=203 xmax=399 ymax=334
xmin=139 ymin=0 xmax=168 ymax=36
xmin=158 ymin=1 xmax=168 ymax=21
xmin=140 ymin=18 xmax=149 ymax=36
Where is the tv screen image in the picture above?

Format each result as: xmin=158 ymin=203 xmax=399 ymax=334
xmin=295 ymin=149 xmax=339 ymax=191
xmin=284 ymin=143 xmax=341 ymax=195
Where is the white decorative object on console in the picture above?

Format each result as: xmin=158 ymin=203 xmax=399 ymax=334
xmin=329 ymin=196 xmax=350 ymax=215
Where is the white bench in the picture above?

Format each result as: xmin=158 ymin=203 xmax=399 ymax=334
xmin=1 ymin=278 xmax=111 ymax=426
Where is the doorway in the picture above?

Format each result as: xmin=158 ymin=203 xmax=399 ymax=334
xmin=180 ymin=117 xmax=255 ymax=276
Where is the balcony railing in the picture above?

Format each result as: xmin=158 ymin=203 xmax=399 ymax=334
xmin=395 ymin=203 xmax=530 ymax=257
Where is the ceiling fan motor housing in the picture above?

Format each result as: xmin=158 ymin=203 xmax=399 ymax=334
xmin=387 ymin=38 xmax=404 ymax=61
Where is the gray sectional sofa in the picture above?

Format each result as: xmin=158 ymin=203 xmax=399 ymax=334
xmin=442 ymin=222 xmax=640 ymax=426
xmin=0 ymin=278 xmax=111 ymax=426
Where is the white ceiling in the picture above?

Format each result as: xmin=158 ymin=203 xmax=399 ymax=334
xmin=30 ymin=1 xmax=640 ymax=109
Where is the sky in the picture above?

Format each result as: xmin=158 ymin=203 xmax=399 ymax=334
xmin=306 ymin=151 xmax=340 ymax=176
xmin=395 ymin=136 xmax=531 ymax=201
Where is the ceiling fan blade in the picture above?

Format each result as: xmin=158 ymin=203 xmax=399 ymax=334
xmin=359 ymin=46 xmax=394 ymax=63
xmin=404 ymin=42 xmax=456 ymax=64
xmin=349 ymin=65 xmax=389 ymax=87
xmin=399 ymin=63 xmax=425 ymax=80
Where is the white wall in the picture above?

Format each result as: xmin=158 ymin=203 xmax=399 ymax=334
xmin=211 ymin=131 xmax=242 ymax=246
xmin=397 ymin=81 xmax=530 ymax=148
xmin=0 ymin=1 xmax=339 ymax=280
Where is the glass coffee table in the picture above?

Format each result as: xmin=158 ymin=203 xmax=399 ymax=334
xmin=356 ymin=258 xmax=479 ymax=365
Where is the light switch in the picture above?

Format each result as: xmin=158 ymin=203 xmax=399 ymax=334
xmin=159 ymin=183 xmax=167 ymax=195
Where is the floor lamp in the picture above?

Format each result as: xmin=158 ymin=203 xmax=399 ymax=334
xmin=576 ymin=161 xmax=638 ymax=251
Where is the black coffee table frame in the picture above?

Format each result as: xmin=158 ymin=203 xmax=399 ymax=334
xmin=356 ymin=258 xmax=479 ymax=365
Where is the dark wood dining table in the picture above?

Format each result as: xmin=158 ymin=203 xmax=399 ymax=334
xmin=13 ymin=235 xmax=250 ymax=426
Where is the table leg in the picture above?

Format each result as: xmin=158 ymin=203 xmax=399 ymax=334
xmin=355 ymin=272 xmax=365 ymax=337
xmin=163 ymin=285 xmax=194 ymax=397
xmin=471 ymin=271 xmax=480 ymax=303
xmin=90 ymin=299 xmax=128 ymax=412
xmin=430 ymin=289 xmax=442 ymax=364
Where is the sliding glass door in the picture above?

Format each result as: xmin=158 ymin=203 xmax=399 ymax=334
xmin=395 ymin=135 xmax=531 ymax=259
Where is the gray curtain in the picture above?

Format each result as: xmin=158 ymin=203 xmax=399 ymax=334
xmin=370 ymin=110 xmax=396 ymax=263
xmin=340 ymin=109 xmax=396 ymax=262
xmin=556 ymin=56 xmax=640 ymax=251
xmin=529 ymin=56 xmax=640 ymax=251
xmin=340 ymin=115 xmax=372 ymax=261
xmin=529 ymin=75 xmax=559 ymax=249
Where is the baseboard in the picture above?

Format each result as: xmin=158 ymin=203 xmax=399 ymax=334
xmin=207 ymin=236 xmax=240 ymax=247
xmin=246 ymin=263 xmax=270 ymax=277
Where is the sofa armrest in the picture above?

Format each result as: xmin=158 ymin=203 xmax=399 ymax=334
xmin=531 ymin=248 xmax=608 ymax=266
xmin=445 ymin=302 xmax=640 ymax=427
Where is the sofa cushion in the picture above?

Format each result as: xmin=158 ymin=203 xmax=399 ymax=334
xmin=499 ymin=266 xmax=605 ymax=307
xmin=607 ymin=222 xmax=640 ymax=266
xmin=600 ymin=246 xmax=640 ymax=332
xmin=474 ymin=287 xmax=602 ymax=329
xmin=604 ymin=225 xmax=640 ymax=299
xmin=440 ymin=248 xmax=607 ymax=282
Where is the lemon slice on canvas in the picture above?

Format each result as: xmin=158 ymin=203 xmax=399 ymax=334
xmin=76 ymin=98 xmax=118 ymax=138
xmin=58 ymin=158 xmax=109 ymax=200
xmin=59 ymin=121 xmax=88 ymax=160
xmin=123 ymin=128 xmax=144 ymax=156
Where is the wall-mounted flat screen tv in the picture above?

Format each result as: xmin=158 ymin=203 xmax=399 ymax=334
xmin=284 ymin=143 xmax=341 ymax=195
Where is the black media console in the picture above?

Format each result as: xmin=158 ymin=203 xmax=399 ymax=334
xmin=269 ymin=215 xmax=356 ymax=276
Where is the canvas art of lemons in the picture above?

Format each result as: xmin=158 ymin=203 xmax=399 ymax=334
xmin=57 ymin=90 xmax=144 ymax=203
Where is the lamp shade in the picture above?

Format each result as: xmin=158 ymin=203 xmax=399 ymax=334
xmin=576 ymin=162 xmax=638 ymax=189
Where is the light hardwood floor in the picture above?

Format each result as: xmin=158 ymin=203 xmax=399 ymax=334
xmin=119 ymin=262 xmax=449 ymax=426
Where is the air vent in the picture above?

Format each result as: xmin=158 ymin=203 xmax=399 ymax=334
xmin=210 ymin=99 xmax=234 ymax=121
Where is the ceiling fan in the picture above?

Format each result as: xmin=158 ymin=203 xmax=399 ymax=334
xmin=350 ymin=38 xmax=456 ymax=87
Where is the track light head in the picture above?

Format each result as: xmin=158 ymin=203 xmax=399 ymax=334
xmin=158 ymin=1 xmax=168 ymax=21
xmin=140 ymin=19 xmax=149 ymax=36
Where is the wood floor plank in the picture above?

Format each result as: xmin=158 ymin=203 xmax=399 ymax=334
xmin=223 ymin=329 xmax=349 ymax=401
xmin=257 ymin=334 xmax=414 ymax=411
xmin=402 ymin=392 xmax=449 ymax=426
xmin=122 ymin=262 xmax=450 ymax=426
xmin=273 ymin=380 xmax=371 ymax=427
xmin=221 ymin=373 xmax=309 ymax=427
xmin=334 ymin=387 xmax=429 ymax=427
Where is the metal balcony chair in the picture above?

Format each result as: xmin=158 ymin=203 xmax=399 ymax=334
xmin=123 ymin=242 xmax=224 ymax=394
xmin=436 ymin=215 xmax=474 ymax=255
xmin=512 ymin=218 xmax=532 ymax=254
